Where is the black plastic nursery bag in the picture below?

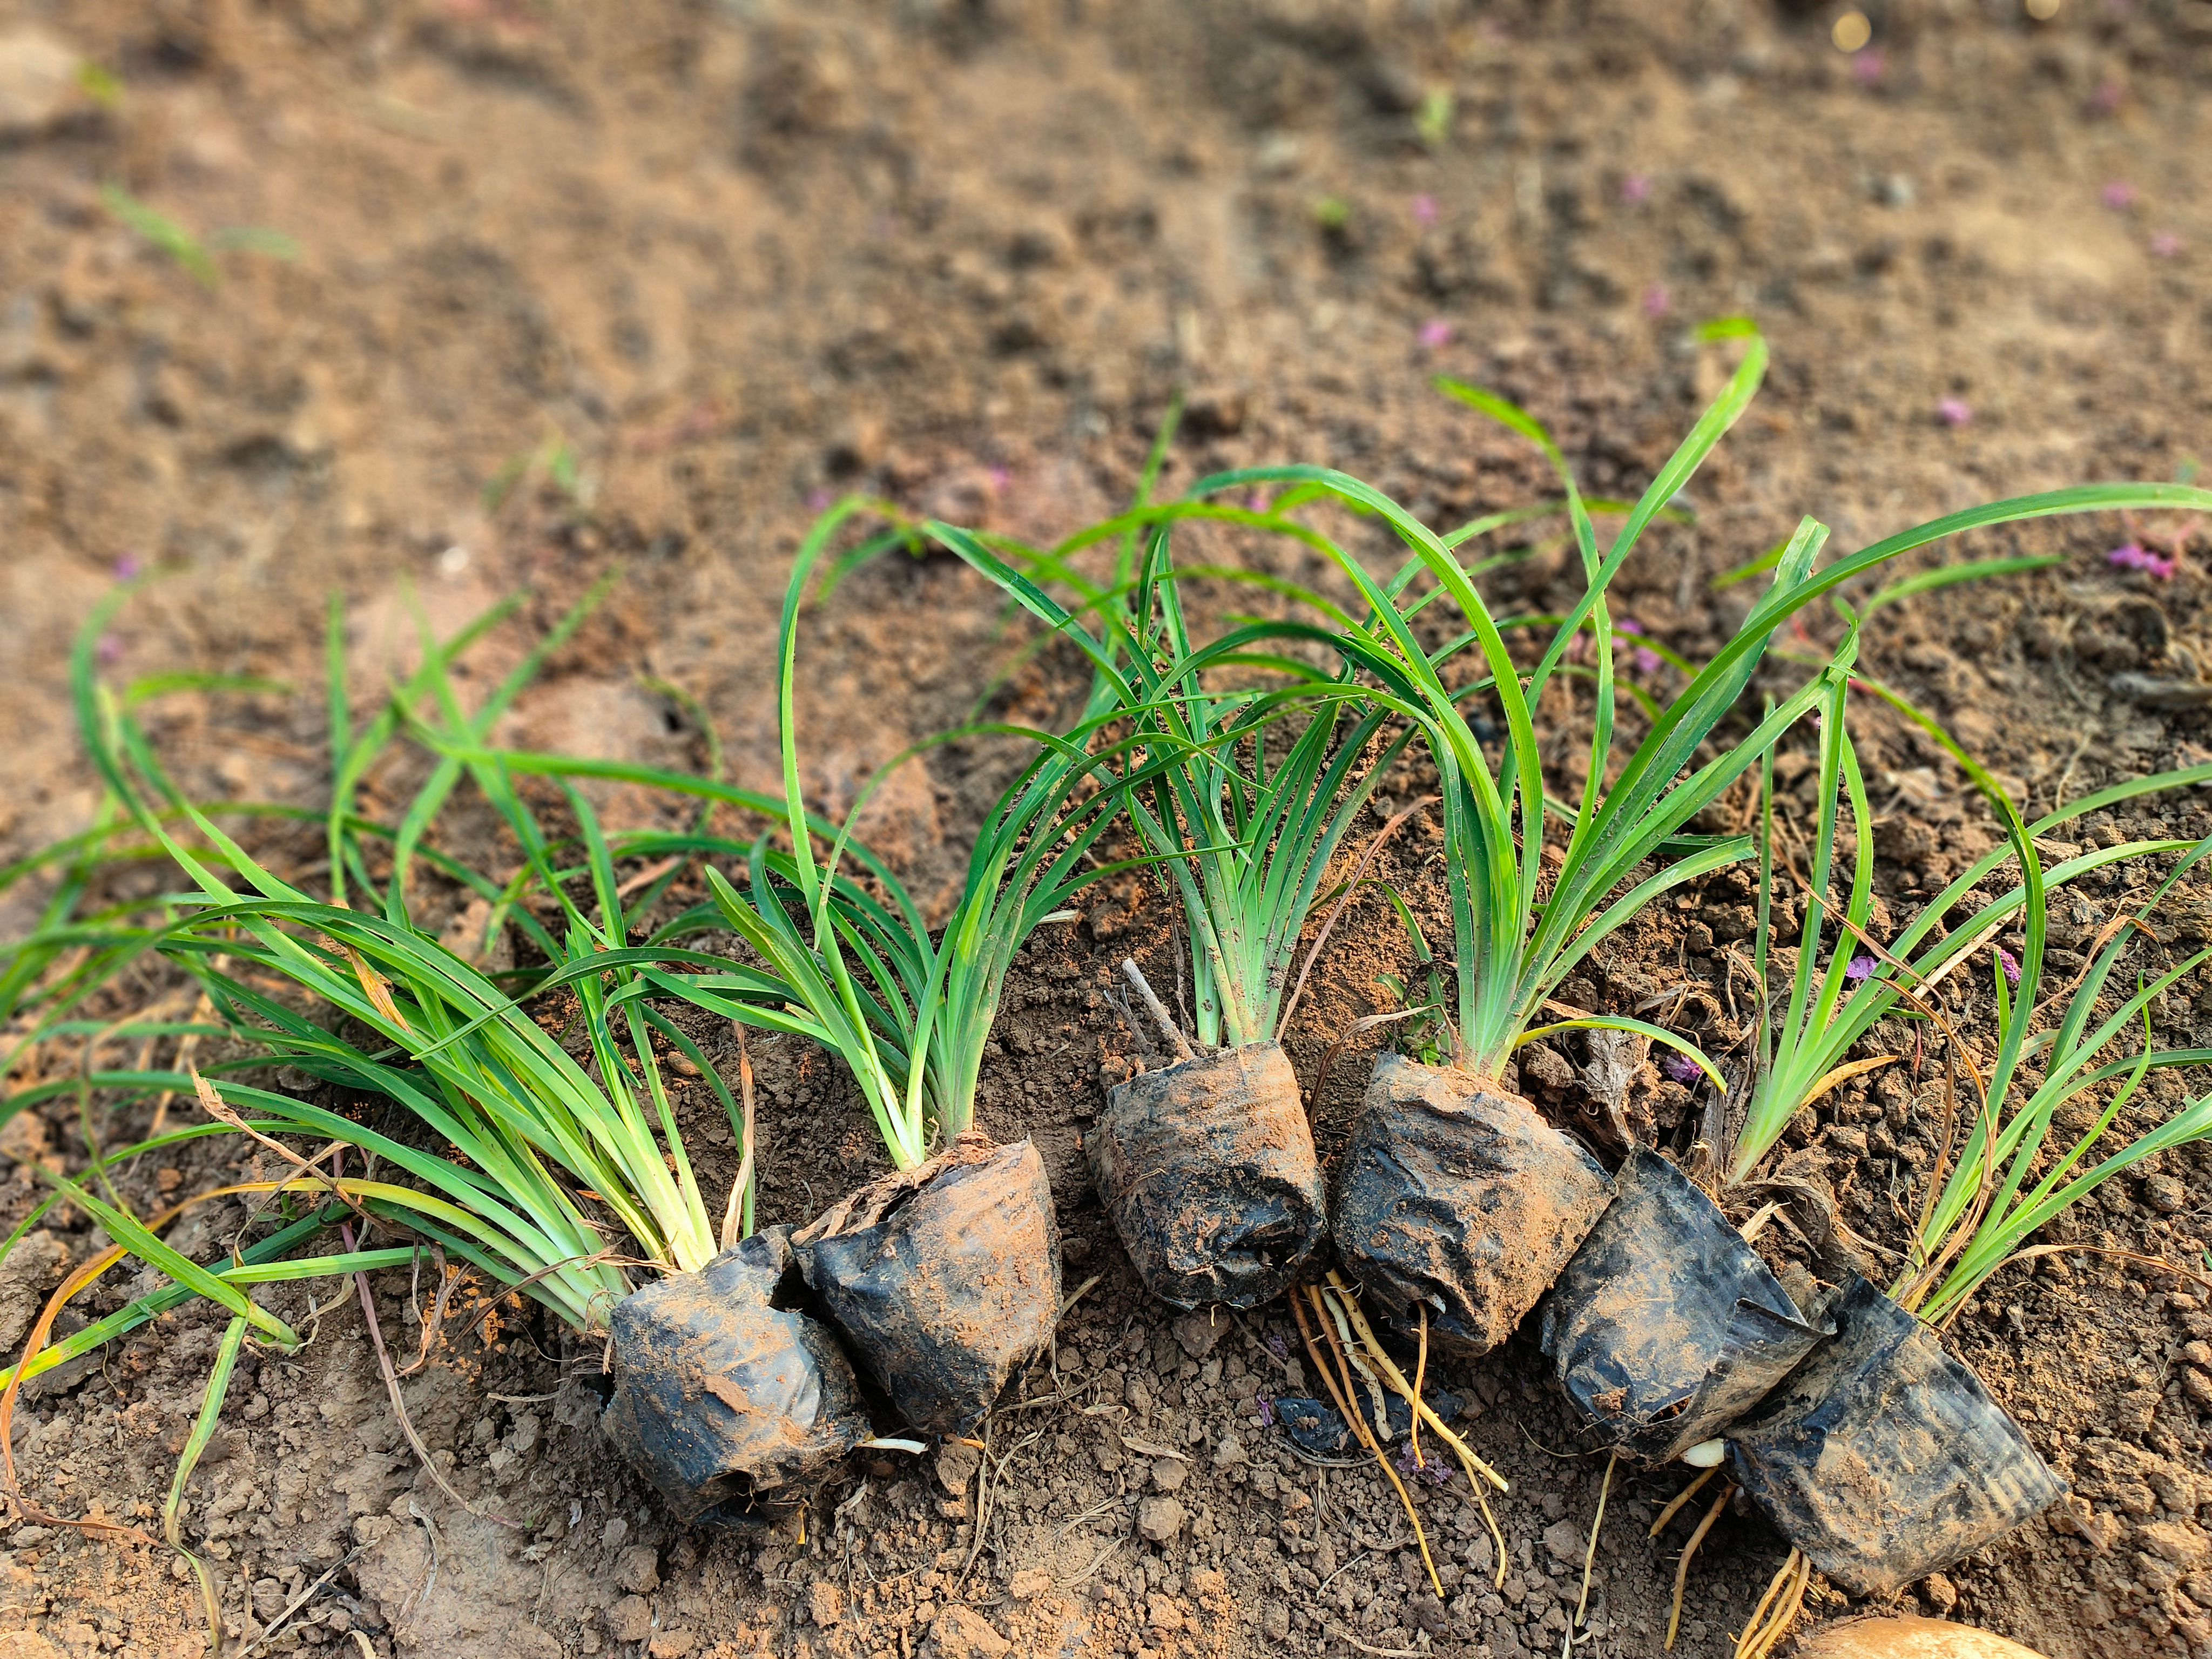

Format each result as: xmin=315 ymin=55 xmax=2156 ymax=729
xmin=1088 ymin=1042 xmax=1326 ymax=1310
xmin=1336 ymin=1054 xmax=1611 ymax=1356
xmin=1726 ymin=1275 xmax=2066 ymax=1596
xmin=1541 ymin=1147 xmax=1832 ymax=1462
xmin=603 ymin=1226 xmax=868 ymax=1525
xmin=794 ymin=1132 xmax=1061 ymax=1434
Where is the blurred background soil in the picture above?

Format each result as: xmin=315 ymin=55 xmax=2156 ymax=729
xmin=1 ymin=2 xmax=2210 ymax=1657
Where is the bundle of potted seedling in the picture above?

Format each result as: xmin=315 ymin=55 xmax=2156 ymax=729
xmin=971 ymin=326 xmax=2212 ymax=1645
xmin=1540 ymin=655 xmax=2212 ymax=1652
xmin=8 ymin=322 xmax=2212 ymax=1654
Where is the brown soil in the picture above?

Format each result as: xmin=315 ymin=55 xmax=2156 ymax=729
xmin=2 ymin=4 xmax=2211 ymax=1659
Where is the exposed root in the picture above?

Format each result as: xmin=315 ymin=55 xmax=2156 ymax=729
xmin=1665 ymin=1480 xmax=1734 ymax=1651
xmin=1734 ymin=1548 xmax=1811 ymax=1659
xmin=1573 ymin=1451 xmax=1616 ymax=1633
xmin=1344 ymin=1636 xmax=1423 ymax=1657
xmin=1292 ymin=1287 xmax=1443 ymax=1600
xmin=1320 ymin=1284 xmax=1395 ymax=1437
xmin=1120 ymin=957 xmax=1196 ymax=1063
xmin=1321 ymin=1273 xmax=1509 ymax=1493
xmin=1474 ymin=1481 xmax=1509 ymax=1590
xmin=1648 ymin=1464 xmax=1719 ymax=1539
xmin=1409 ymin=1305 xmax=1428 ymax=1471
xmin=1313 ymin=1276 xmax=1510 ymax=1584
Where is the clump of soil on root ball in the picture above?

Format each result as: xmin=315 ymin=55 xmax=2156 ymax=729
xmin=1087 ymin=1041 xmax=1326 ymax=1310
xmin=793 ymin=1131 xmax=1060 ymax=1434
xmin=1334 ymin=1053 xmax=1611 ymax=1355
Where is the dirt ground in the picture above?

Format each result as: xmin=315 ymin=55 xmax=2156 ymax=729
xmin=3 ymin=2 xmax=2212 ymax=1657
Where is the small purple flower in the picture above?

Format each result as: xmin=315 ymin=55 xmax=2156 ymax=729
xmin=1246 ymin=491 xmax=1271 ymax=514
xmin=2102 ymin=180 xmax=2139 ymax=212
xmin=1256 ymin=1394 xmax=1276 ymax=1428
xmin=987 ymin=466 xmax=1011 ymax=493
xmin=1844 ymin=955 xmax=1878 ymax=982
xmin=96 ymin=633 xmax=123 ymax=665
xmin=1937 ymin=397 xmax=1973 ymax=428
xmin=1852 ymin=48 xmax=1885 ymax=87
xmin=1621 ymin=174 xmax=1651 ymax=206
xmin=1418 ymin=318 xmax=1454 ymax=349
xmin=1264 ymin=1330 xmax=1290 ymax=1361
xmin=1389 ymin=1439 xmax=1454 ymax=1487
xmin=2152 ymin=232 xmax=2183 ymax=259
xmin=2109 ymin=542 xmax=2177 ymax=579
xmin=1615 ymin=619 xmax=1662 ymax=675
xmin=1642 ymin=284 xmax=1670 ymax=320
xmin=2090 ymin=79 xmax=2125 ymax=116
xmin=1997 ymin=947 xmax=2021 ymax=986
xmin=112 ymin=552 xmax=143 ymax=581
xmin=1412 ymin=193 xmax=1439 ymax=227
xmin=806 ymin=487 xmax=833 ymax=511
xmin=1660 ymin=1051 xmax=1702 ymax=1085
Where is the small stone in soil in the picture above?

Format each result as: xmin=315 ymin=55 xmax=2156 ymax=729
xmin=1136 ymin=1496 xmax=1185 ymax=1543
xmin=615 ymin=1543 xmax=660 ymax=1594
xmin=808 ymin=1580 xmax=845 ymax=1626
xmin=1541 ymin=1520 xmax=1582 ymax=1566
xmin=1152 ymin=1458 xmax=1187 ymax=1492
xmin=2144 ymin=1172 xmax=2188 ymax=1214
xmin=1172 ymin=1310 xmax=1228 ymax=1360
xmin=936 ymin=1440 xmax=982 ymax=1495
xmin=606 ymin=1595 xmax=652 ymax=1643
xmin=926 ymin=1604 xmax=1013 ymax=1658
